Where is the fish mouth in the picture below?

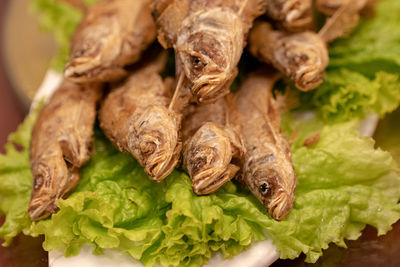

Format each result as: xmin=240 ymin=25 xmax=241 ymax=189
xmin=267 ymin=192 xmax=293 ymax=221
xmin=64 ymin=57 xmax=127 ymax=83
xmin=64 ymin=57 xmax=100 ymax=80
xmin=184 ymin=123 xmax=238 ymax=194
xmin=295 ymin=66 xmax=325 ymax=91
xmin=191 ymin=163 xmax=239 ymax=195
xmin=284 ymin=35 xmax=328 ymax=91
xmin=140 ymin=135 xmax=180 ymax=182
xmin=191 ymin=75 xmax=230 ymax=104
xmin=129 ymin=106 xmax=181 ymax=182
xmin=28 ymin=197 xmax=57 ymax=221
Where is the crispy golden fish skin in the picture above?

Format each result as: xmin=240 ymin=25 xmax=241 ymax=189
xmin=182 ymin=99 xmax=245 ymax=195
xmin=316 ymin=0 xmax=378 ymax=43
xmin=99 ymin=66 xmax=181 ymax=182
xmin=266 ymin=0 xmax=314 ymax=32
xmin=152 ymin=0 xmax=267 ymax=104
xmin=64 ymin=0 xmax=156 ymax=83
xmin=316 ymin=0 xmax=376 ymax=16
xmin=234 ymin=71 xmax=297 ymax=221
xmin=249 ymin=22 xmax=329 ymax=91
xmin=29 ymin=81 xmax=103 ymax=221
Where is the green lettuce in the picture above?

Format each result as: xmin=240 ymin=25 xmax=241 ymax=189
xmin=295 ymin=0 xmax=400 ymax=123
xmin=308 ymin=70 xmax=400 ymax=123
xmin=0 ymin=109 xmax=39 ymax=245
xmin=328 ymin=0 xmax=400 ymax=76
xmin=1 ymin=112 xmax=399 ymax=266
xmin=1 ymin=0 xmax=398 ymax=265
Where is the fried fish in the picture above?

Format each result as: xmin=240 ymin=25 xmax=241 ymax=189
xmin=99 ymin=59 xmax=181 ymax=182
xmin=64 ymin=0 xmax=156 ymax=83
xmin=233 ymin=70 xmax=297 ymax=221
xmin=182 ymin=98 xmax=245 ymax=195
xmin=152 ymin=0 xmax=267 ymax=104
xmin=29 ymin=81 xmax=103 ymax=221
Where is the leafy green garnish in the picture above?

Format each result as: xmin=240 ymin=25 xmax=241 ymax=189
xmin=1 ymin=113 xmax=399 ymax=266
xmin=1 ymin=0 xmax=398 ymax=266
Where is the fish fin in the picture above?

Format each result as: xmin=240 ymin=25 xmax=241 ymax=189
xmin=169 ymin=71 xmax=186 ymax=111
xmin=318 ymin=1 xmax=361 ymax=43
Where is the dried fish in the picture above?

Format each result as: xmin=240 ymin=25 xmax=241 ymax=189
xmin=29 ymin=81 xmax=103 ymax=221
xmin=182 ymin=99 xmax=245 ymax=195
xmin=152 ymin=0 xmax=267 ymax=104
xmin=64 ymin=0 xmax=156 ymax=83
xmin=99 ymin=59 xmax=181 ymax=182
xmin=249 ymin=0 xmax=376 ymax=91
xmin=249 ymin=22 xmax=329 ymax=91
xmin=317 ymin=0 xmax=373 ymax=43
xmin=234 ymin=70 xmax=297 ymax=221
xmin=266 ymin=0 xmax=314 ymax=32
xmin=316 ymin=0 xmax=377 ymax=16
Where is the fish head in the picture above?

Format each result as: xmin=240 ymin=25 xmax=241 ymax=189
xmin=28 ymin=158 xmax=80 ymax=221
xmin=245 ymin=153 xmax=296 ymax=220
xmin=129 ymin=105 xmax=181 ymax=182
xmin=184 ymin=122 xmax=238 ymax=195
xmin=275 ymin=32 xmax=329 ymax=91
xmin=175 ymin=8 xmax=243 ymax=103
xmin=64 ymin=18 xmax=126 ymax=82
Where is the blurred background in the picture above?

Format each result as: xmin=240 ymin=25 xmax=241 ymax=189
xmin=0 ymin=0 xmax=56 ymax=153
xmin=0 ymin=0 xmax=51 ymax=266
xmin=0 ymin=0 xmax=399 ymax=267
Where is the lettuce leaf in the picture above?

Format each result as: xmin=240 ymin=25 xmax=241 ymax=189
xmin=0 ymin=109 xmax=39 ymax=245
xmin=328 ymin=0 xmax=400 ymax=77
xmin=294 ymin=0 xmax=400 ymax=123
xmin=1 ymin=0 xmax=398 ymax=265
xmin=307 ymin=70 xmax=400 ymax=123
xmin=1 ymin=111 xmax=399 ymax=266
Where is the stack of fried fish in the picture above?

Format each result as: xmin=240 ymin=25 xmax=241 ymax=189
xmin=28 ymin=0 xmax=378 ymax=222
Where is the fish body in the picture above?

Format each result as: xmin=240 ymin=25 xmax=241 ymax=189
xmin=153 ymin=0 xmax=266 ymax=104
xmin=182 ymin=99 xmax=245 ymax=194
xmin=316 ymin=0 xmax=368 ymax=16
xmin=65 ymin=0 xmax=156 ymax=83
xmin=249 ymin=22 xmax=329 ymax=91
xmin=234 ymin=71 xmax=297 ymax=221
xmin=317 ymin=0 xmax=378 ymax=43
xmin=29 ymin=81 xmax=102 ymax=221
xmin=99 ymin=65 xmax=181 ymax=182
xmin=175 ymin=7 xmax=243 ymax=103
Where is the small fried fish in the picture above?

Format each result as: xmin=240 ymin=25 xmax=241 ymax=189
xmin=153 ymin=0 xmax=267 ymax=104
xmin=65 ymin=0 xmax=156 ymax=83
xmin=182 ymin=99 xmax=245 ymax=195
xmin=99 ymin=61 xmax=181 ymax=182
xmin=234 ymin=70 xmax=297 ymax=221
xmin=29 ymin=81 xmax=103 ymax=221
xmin=249 ymin=22 xmax=329 ymax=91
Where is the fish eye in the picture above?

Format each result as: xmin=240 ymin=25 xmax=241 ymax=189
xmin=190 ymin=55 xmax=206 ymax=71
xmin=259 ymin=182 xmax=271 ymax=196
